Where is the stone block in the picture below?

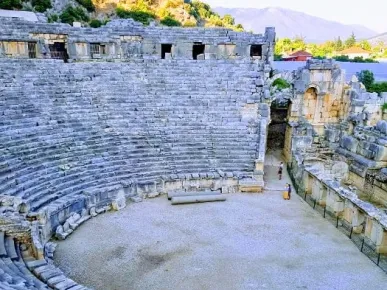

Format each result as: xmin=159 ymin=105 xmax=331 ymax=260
xmin=239 ymin=179 xmax=263 ymax=193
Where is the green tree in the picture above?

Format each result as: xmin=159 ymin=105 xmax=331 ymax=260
xmin=334 ymin=37 xmax=343 ymax=51
xmin=358 ymin=40 xmax=371 ymax=51
xmin=356 ymin=70 xmax=375 ymax=90
xmin=275 ymin=38 xmax=292 ymax=55
xmin=60 ymin=6 xmax=89 ymax=24
xmin=292 ymin=36 xmax=306 ymax=51
xmin=0 ymin=0 xmax=22 ymax=9
xmin=32 ymin=0 xmax=52 ymax=13
xmin=75 ymin=0 xmax=95 ymax=12
xmin=345 ymin=32 xmax=356 ymax=48
xmin=222 ymin=14 xmax=234 ymax=26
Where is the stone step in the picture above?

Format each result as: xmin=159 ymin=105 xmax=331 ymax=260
xmin=5 ymin=237 xmax=18 ymax=261
xmin=0 ymin=232 xmax=7 ymax=258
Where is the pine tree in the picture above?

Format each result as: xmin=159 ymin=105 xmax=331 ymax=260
xmin=345 ymin=32 xmax=356 ymax=48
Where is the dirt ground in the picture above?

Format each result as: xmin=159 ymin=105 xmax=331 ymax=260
xmin=54 ymin=152 xmax=387 ymax=290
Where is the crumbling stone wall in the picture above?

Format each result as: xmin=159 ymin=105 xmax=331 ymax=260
xmin=285 ymin=59 xmax=387 ymax=253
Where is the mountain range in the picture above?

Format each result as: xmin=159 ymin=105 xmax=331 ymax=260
xmin=367 ymin=33 xmax=387 ymax=45
xmin=214 ymin=7 xmax=378 ymax=43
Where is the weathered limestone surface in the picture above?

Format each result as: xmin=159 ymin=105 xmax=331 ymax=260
xmin=0 ymin=58 xmax=268 ymax=214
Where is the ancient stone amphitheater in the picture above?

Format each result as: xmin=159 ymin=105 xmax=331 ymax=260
xmin=0 ymin=14 xmax=387 ymax=290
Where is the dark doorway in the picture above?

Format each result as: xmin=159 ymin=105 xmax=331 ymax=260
xmin=193 ymin=43 xmax=205 ymax=60
xmin=27 ymin=42 xmax=37 ymax=58
xmin=250 ymin=44 xmax=262 ymax=57
xmin=161 ymin=43 xmax=172 ymax=59
xmin=267 ymin=100 xmax=290 ymax=150
xmin=49 ymin=42 xmax=69 ymax=62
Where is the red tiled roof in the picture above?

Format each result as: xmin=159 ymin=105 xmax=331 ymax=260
xmin=287 ymin=50 xmax=313 ymax=57
xmin=340 ymin=47 xmax=371 ymax=54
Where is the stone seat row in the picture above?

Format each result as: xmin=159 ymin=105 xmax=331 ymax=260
xmin=1 ymin=156 xmax=253 ymax=212
xmin=20 ymin=243 xmax=90 ymax=290
xmin=0 ymin=232 xmax=49 ymax=289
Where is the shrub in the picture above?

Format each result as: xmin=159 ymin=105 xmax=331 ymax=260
xmin=164 ymin=0 xmax=182 ymax=9
xmin=31 ymin=0 xmax=52 ymax=13
xmin=235 ymin=23 xmax=244 ymax=31
xmin=89 ymin=19 xmax=103 ymax=28
xmin=369 ymin=82 xmax=387 ymax=95
xmin=356 ymin=70 xmax=375 ymax=90
xmin=0 ymin=0 xmax=22 ymax=10
xmin=272 ymin=78 xmax=291 ymax=90
xmin=334 ymin=55 xmax=377 ymax=63
xmin=60 ymin=6 xmax=89 ymax=24
xmin=274 ymin=54 xmax=283 ymax=61
xmin=160 ymin=16 xmax=181 ymax=27
xmin=116 ymin=7 xmax=156 ymax=25
xmin=183 ymin=20 xmax=196 ymax=27
xmin=382 ymin=103 xmax=387 ymax=111
xmin=48 ymin=13 xmax=58 ymax=23
xmin=75 ymin=0 xmax=95 ymax=12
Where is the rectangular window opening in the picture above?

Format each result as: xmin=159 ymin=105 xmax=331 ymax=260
xmin=90 ymin=43 xmax=107 ymax=58
xmin=49 ymin=42 xmax=69 ymax=62
xmin=250 ymin=44 xmax=262 ymax=57
xmin=28 ymin=42 xmax=37 ymax=58
xmin=100 ymin=44 xmax=106 ymax=55
xmin=193 ymin=43 xmax=205 ymax=60
xmin=161 ymin=43 xmax=172 ymax=59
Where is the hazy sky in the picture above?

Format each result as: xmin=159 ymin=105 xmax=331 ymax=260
xmin=205 ymin=0 xmax=386 ymax=33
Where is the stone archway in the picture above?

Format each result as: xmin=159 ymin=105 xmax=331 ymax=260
xmin=267 ymin=99 xmax=291 ymax=152
xmin=303 ymin=87 xmax=318 ymax=122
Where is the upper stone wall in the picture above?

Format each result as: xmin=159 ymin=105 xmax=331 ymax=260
xmin=0 ymin=17 xmax=275 ymax=62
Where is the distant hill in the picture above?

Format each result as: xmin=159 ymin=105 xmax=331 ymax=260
xmin=0 ymin=0 xmax=243 ymax=30
xmin=214 ymin=7 xmax=377 ymax=42
xmin=367 ymin=32 xmax=387 ymax=45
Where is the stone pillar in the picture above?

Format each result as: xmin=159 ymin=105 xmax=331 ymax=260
xmin=326 ymin=189 xmax=344 ymax=215
xmin=365 ymin=218 xmax=387 ymax=254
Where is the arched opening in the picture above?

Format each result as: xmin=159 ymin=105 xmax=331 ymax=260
xmin=267 ymin=99 xmax=291 ymax=151
xmin=264 ymin=98 xmax=292 ymax=186
xmin=303 ymin=87 xmax=318 ymax=121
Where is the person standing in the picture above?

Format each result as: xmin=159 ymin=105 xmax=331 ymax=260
xmin=278 ymin=162 xmax=283 ymax=180
xmin=287 ymin=183 xmax=291 ymax=200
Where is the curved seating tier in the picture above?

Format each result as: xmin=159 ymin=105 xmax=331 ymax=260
xmin=0 ymin=59 xmax=261 ymax=213
xmin=0 ymin=231 xmax=89 ymax=289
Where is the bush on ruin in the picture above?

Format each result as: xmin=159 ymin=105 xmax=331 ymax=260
xmin=75 ymin=0 xmax=95 ymax=12
xmin=116 ymin=7 xmax=156 ymax=25
xmin=89 ymin=19 xmax=103 ymax=28
xmin=48 ymin=13 xmax=58 ymax=23
xmin=160 ymin=15 xmax=182 ymax=27
xmin=31 ymin=0 xmax=52 ymax=13
xmin=272 ymin=78 xmax=291 ymax=91
xmin=60 ymin=6 xmax=90 ymax=24
xmin=0 ymin=0 xmax=22 ymax=10
xmin=183 ymin=20 xmax=196 ymax=27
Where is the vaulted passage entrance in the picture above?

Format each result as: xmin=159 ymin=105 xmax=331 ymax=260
xmin=267 ymin=100 xmax=290 ymax=151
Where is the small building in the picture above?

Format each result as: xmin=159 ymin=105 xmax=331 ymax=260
xmin=340 ymin=47 xmax=371 ymax=59
xmin=282 ymin=50 xmax=313 ymax=61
